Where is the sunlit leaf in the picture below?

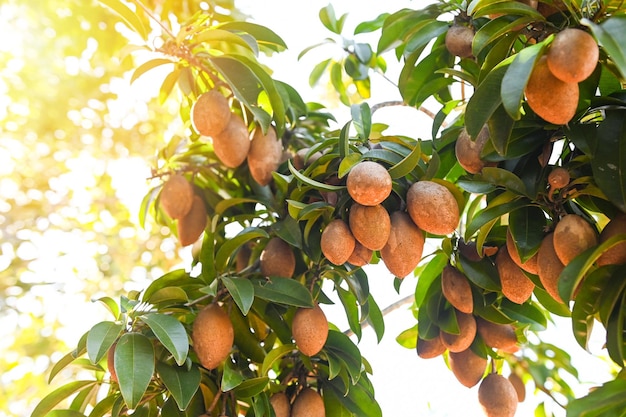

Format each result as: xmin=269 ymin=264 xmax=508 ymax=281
xmin=222 ymin=276 xmax=254 ymax=315
xmin=115 ymin=333 xmax=155 ymax=409
xmin=97 ymin=0 xmax=147 ymax=40
xmin=87 ymin=321 xmax=123 ymax=365
xmin=31 ymin=381 xmax=98 ymax=417
xmin=218 ymin=22 xmax=287 ymax=52
xmin=215 ymin=227 xmax=269 ymax=272
xmin=566 ymin=376 xmax=626 ymax=417
xmin=141 ymin=313 xmax=189 ymax=366
xmin=131 ymin=58 xmax=174 ymax=84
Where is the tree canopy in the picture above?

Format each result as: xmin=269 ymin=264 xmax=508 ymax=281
xmin=5 ymin=0 xmax=626 ymax=416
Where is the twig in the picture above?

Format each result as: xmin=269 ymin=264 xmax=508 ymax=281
xmin=370 ymin=100 xmax=438 ymax=121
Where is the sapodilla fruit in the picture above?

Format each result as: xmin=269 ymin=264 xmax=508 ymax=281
xmin=547 ymin=28 xmax=599 ymax=83
xmin=553 ymin=214 xmax=598 ymax=265
xmin=292 ymin=148 xmax=322 ymax=170
xmin=191 ymin=90 xmax=231 ymax=137
xmin=537 ymin=233 xmax=565 ymax=302
xmin=247 ymin=126 xmax=282 ymax=186
xmin=441 ymin=265 xmax=474 ymax=314
xmin=235 ymin=243 xmax=251 ymax=273
xmin=597 ymin=213 xmax=626 ymax=266
xmin=269 ymin=392 xmax=291 ymax=417
xmin=346 ymin=160 xmax=392 ymax=206
xmin=347 ymin=241 xmax=373 ymax=267
xmin=417 ymin=336 xmax=446 ymax=359
xmin=291 ymin=388 xmax=325 ymax=417
xmin=455 ymin=125 xmax=491 ymax=174
xmin=292 ymin=303 xmax=329 ymax=356
xmin=407 ymin=180 xmax=460 ymax=235
xmin=506 ymin=229 xmax=539 ymax=275
xmin=212 ymin=114 xmax=250 ymax=168
xmin=177 ymin=195 xmax=207 ymax=246
xmin=548 ymin=167 xmax=570 ymax=190
xmin=160 ymin=174 xmax=194 ymax=220
xmin=380 ymin=211 xmax=425 ymax=278
xmin=107 ymin=342 xmax=117 ymax=383
xmin=260 ymin=237 xmax=296 ymax=278
xmin=478 ymin=373 xmax=518 ymax=417
xmin=508 ymin=373 xmax=526 ymax=402
xmin=449 ymin=348 xmax=488 ymax=388
xmin=496 ymin=246 xmax=535 ymax=304
xmin=321 ymin=219 xmax=356 ymax=265
xmin=525 ymin=55 xmax=579 ymax=125
xmin=476 ymin=317 xmax=517 ymax=350
xmin=445 ymin=24 xmax=474 ymax=58
xmin=440 ymin=311 xmax=476 ymax=353
xmin=349 ymin=203 xmax=391 ymax=251
xmin=192 ymin=303 xmax=234 ymax=370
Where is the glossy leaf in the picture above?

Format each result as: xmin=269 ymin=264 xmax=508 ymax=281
xmin=586 ymin=15 xmax=626 ymax=79
xmin=94 ymin=296 xmax=121 ymax=320
xmin=31 ymin=380 xmax=98 ymax=417
xmin=325 ymin=330 xmax=362 ymax=384
xmin=261 ymin=343 xmax=296 ymax=376
xmin=222 ymin=276 xmax=255 ymax=315
xmin=566 ymin=376 xmax=626 ymax=417
xmin=86 ymin=321 xmax=123 ymax=365
xmin=591 ymin=109 xmax=626 ymax=212
xmin=288 ymin=160 xmax=346 ymax=191
xmin=252 ymin=277 xmax=314 ymax=307
xmin=508 ymin=205 xmax=545 ymax=262
xmin=233 ymin=376 xmax=269 ymax=398
xmin=156 ymin=362 xmax=200 ymax=411
xmin=131 ymin=58 xmax=174 ymax=84
xmin=48 ymin=345 xmax=86 ymax=384
xmin=364 ymin=294 xmax=385 ymax=343
xmin=218 ymin=22 xmax=287 ymax=52
xmin=141 ymin=313 xmax=189 ymax=366
xmin=215 ymin=227 xmax=269 ymax=272
xmin=465 ymin=60 xmax=511 ymax=138
xmin=221 ymin=360 xmax=244 ymax=392
xmin=351 ymin=102 xmax=371 ymax=140
xmin=465 ymin=197 xmax=528 ymax=239
xmin=115 ymin=333 xmax=155 ymax=409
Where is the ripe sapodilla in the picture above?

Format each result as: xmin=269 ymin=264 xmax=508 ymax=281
xmin=160 ymin=174 xmax=194 ymax=220
xmin=406 ymin=180 xmax=460 ymax=235
xmin=455 ymin=125 xmax=491 ymax=174
xmin=445 ymin=24 xmax=474 ymax=58
xmin=440 ymin=310 xmax=476 ymax=353
xmin=260 ymin=237 xmax=296 ymax=278
xmin=247 ymin=125 xmax=283 ymax=186
xmin=349 ymin=203 xmax=391 ymax=251
xmin=191 ymin=90 xmax=231 ymax=137
xmin=212 ymin=114 xmax=250 ymax=168
xmin=380 ymin=211 xmax=425 ymax=278
xmin=496 ymin=246 xmax=535 ymax=304
xmin=597 ymin=213 xmax=626 ymax=266
xmin=292 ymin=303 xmax=329 ymax=356
xmin=346 ymin=160 xmax=392 ymax=206
xmin=347 ymin=241 xmax=373 ymax=267
xmin=192 ymin=303 xmax=234 ymax=370
xmin=449 ymin=347 xmax=488 ymax=388
xmin=177 ymin=195 xmax=207 ymax=246
xmin=321 ymin=219 xmax=356 ymax=265
xmin=417 ymin=336 xmax=446 ymax=359
xmin=547 ymin=28 xmax=599 ymax=83
xmin=505 ymin=229 xmax=539 ymax=275
xmin=270 ymin=392 xmax=291 ymax=417
xmin=537 ymin=233 xmax=565 ymax=303
xmin=291 ymin=388 xmax=325 ymax=417
xmin=476 ymin=317 xmax=517 ymax=351
xmin=478 ymin=373 xmax=518 ymax=417
xmin=441 ymin=264 xmax=473 ymax=314
xmin=553 ymin=214 xmax=598 ymax=266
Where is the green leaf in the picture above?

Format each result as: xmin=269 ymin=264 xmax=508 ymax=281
xmin=606 ymin=289 xmax=626 ymax=365
xmin=337 ymin=286 xmax=362 ymax=341
xmin=501 ymin=42 xmax=544 ymax=119
xmin=131 ymin=58 xmax=174 ymax=84
xmin=159 ymin=66 xmax=181 ymax=105
xmin=47 ymin=411 xmax=89 ymax=417
xmin=585 ymin=16 xmax=626 ymax=80
xmin=319 ymin=4 xmax=345 ymax=34
xmin=458 ymin=256 xmax=500 ymax=291
xmin=508 ymin=205 xmax=546 ymax=262
xmin=233 ymin=377 xmax=270 ymax=398
xmin=217 ymin=22 xmax=287 ymax=52
xmin=338 ymin=153 xmax=363 ymax=179
xmin=31 ymin=380 xmax=98 ymax=417
xmin=309 ymin=58 xmax=332 ymax=86
xmin=387 ymin=140 xmax=421 ymax=179
xmin=221 ymin=360 xmax=244 ymax=391
xmin=351 ymin=102 xmax=371 ymax=140
xmin=142 ymin=269 xmax=195 ymax=303
xmin=500 ymin=300 xmax=547 ymax=331
xmin=288 ymin=160 xmax=346 ymax=192
xmin=97 ymin=0 xmax=147 ymax=40
xmin=115 ymin=333 xmax=155 ymax=409
xmin=566 ymin=376 xmax=626 ymax=417
xmin=475 ymin=167 xmax=527 ymax=195
xmin=261 ymin=343 xmax=296 ymax=376
xmin=414 ymin=252 xmax=448 ymax=307
xmin=141 ymin=313 xmax=189 ymax=366
xmin=88 ymin=394 xmax=119 ymax=417
xmin=87 ymin=321 xmax=123 ymax=365
xmin=215 ymin=227 xmax=269 ymax=273
xmin=273 ymin=215 xmax=303 ymax=249
xmin=221 ymin=276 xmax=254 ymax=315
xmin=94 ymin=296 xmax=121 ymax=320
xmin=465 ymin=60 xmax=511 ymax=138
xmin=396 ymin=325 xmax=418 ymax=349
xmin=364 ymin=294 xmax=385 ymax=343
xmin=48 ymin=346 xmax=86 ymax=383
xmin=591 ymin=109 xmax=626 ymax=212
xmin=465 ymin=197 xmax=528 ymax=239
xmin=157 ymin=362 xmax=200 ymax=411
xmin=252 ymin=277 xmax=314 ymax=307
xmin=324 ymin=330 xmax=362 ymax=384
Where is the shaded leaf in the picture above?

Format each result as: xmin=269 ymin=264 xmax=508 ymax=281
xmin=31 ymin=381 xmax=98 ymax=417
xmin=233 ymin=377 xmax=269 ymax=398
xmin=252 ymin=277 xmax=314 ymax=307
xmin=157 ymin=362 xmax=200 ymax=411
xmin=222 ymin=276 xmax=255 ymax=315
xmin=141 ymin=313 xmax=189 ymax=366
xmin=86 ymin=321 xmax=123 ymax=365
xmin=261 ymin=343 xmax=296 ymax=376
xmin=115 ymin=333 xmax=155 ymax=409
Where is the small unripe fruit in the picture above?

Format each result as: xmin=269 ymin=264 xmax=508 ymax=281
xmin=548 ymin=167 xmax=570 ymax=189
xmin=292 ymin=304 xmax=329 ymax=356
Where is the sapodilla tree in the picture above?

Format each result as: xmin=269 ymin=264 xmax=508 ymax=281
xmin=34 ymin=1 xmax=626 ymax=417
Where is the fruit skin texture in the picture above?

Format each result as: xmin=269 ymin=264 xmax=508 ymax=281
xmin=440 ymin=311 xmax=476 ymax=353
xmin=553 ymin=214 xmax=598 ymax=266
xmin=508 ymin=373 xmax=526 ymax=402
xmin=478 ymin=373 xmax=518 ymax=417
xmin=160 ymin=174 xmax=194 ymax=220
xmin=321 ymin=219 xmax=356 ymax=265
xmin=380 ymin=211 xmax=425 ymax=278
xmin=349 ymin=203 xmax=391 ymax=250
xmin=292 ymin=303 xmax=329 ymax=356
xmin=417 ymin=336 xmax=446 ymax=359
xmin=497 ymin=247 xmax=535 ymax=304
xmin=346 ymin=160 xmax=392 ymax=206
xmin=548 ymin=167 xmax=570 ymax=189
xmin=455 ymin=126 xmax=491 ymax=174
xmin=537 ymin=233 xmax=565 ymax=303
xmin=212 ymin=114 xmax=250 ymax=168
xmin=476 ymin=317 xmax=517 ymax=350
xmin=506 ymin=229 xmax=539 ymax=275
xmin=449 ymin=348 xmax=488 ymax=388
xmin=525 ymin=55 xmax=579 ymax=125
xmin=598 ymin=213 xmax=626 ymax=266
xmin=191 ymin=90 xmax=231 ymax=137
xmin=291 ymin=388 xmax=325 ymax=417
xmin=192 ymin=303 xmax=234 ymax=370
xmin=247 ymin=126 xmax=282 ymax=186
xmin=441 ymin=265 xmax=473 ymax=314
xmin=177 ymin=195 xmax=207 ymax=246
xmin=269 ymin=392 xmax=291 ymax=417
xmin=445 ymin=24 xmax=474 ymax=58
xmin=260 ymin=237 xmax=296 ymax=278
xmin=406 ymin=180 xmax=460 ymax=235
xmin=347 ymin=241 xmax=373 ymax=266
xmin=547 ymin=28 xmax=599 ymax=83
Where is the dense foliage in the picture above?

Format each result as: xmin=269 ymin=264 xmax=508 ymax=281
xmin=29 ymin=0 xmax=626 ymax=416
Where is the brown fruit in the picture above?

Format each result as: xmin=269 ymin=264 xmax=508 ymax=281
xmin=597 ymin=213 xmax=626 ymax=266
xmin=270 ymin=392 xmax=291 ymax=417
xmin=455 ymin=125 xmax=491 ymax=174
xmin=247 ymin=126 xmax=282 ymax=186
xmin=192 ymin=303 xmax=234 ymax=370
xmin=107 ymin=342 xmax=117 ymax=383
xmin=441 ymin=265 xmax=473 ymax=314
xmin=497 ymin=246 xmax=535 ymax=304
xmin=291 ymin=388 xmax=325 ymax=417
xmin=547 ymin=28 xmax=599 ymax=83
xmin=440 ymin=311 xmax=476 ymax=353
xmin=346 ymin=160 xmax=392 ymax=206
xmin=380 ymin=211 xmax=425 ymax=278
xmin=506 ymin=229 xmax=539 ymax=275
xmin=177 ymin=195 xmax=207 ymax=246
xmin=235 ymin=243 xmax=252 ymax=273
xmin=349 ymin=203 xmax=391 ymax=250
xmin=445 ymin=24 xmax=474 ymax=58
xmin=293 ymin=148 xmax=322 ymax=170
xmin=553 ymin=214 xmax=598 ymax=266
xmin=417 ymin=336 xmax=446 ymax=359
xmin=537 ymin=233 xmax=565 ymax=302
xmin=548 ymin=167 xmax=570 ymax=189
xmin=508 ymin=373 xmax=526 ymax=402
xmin=321 ymin=219 xmax=356 ymax=265
xmin=347 ymin=241 xmax=373 ymax=266
xmin=160 ymin=174 xmax=194 ymax=220
xmin=449 ymin=348 xmax=488 ymax=388
xmin=478 ymin=373 xmax=518 ymax=417
xmin=191 ymin=90 xmax=231 ymax=137
xmin=525 ymin=55 xmax=579 ymax=125
xmin=406 ymin=180 xmax=460 ymax=235
xmin=260 ymin=237 xmax=296 ymax=278
xmin=476 ymin=317 xmax=517 ymax=350
xmin=292 ymin=303 xmax=329 ymax=356
xmin=538 ymin=0 xmax=566 ymax=17
xmin=212 ymin=114 xmax=250 ymax=168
